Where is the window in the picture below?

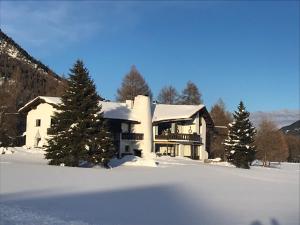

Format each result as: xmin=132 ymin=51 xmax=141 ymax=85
xmin=125 ymin=145 xmax=130 ymax=152
xmin=122 ymin=123 xmax=132 ymax=133
xmin=36 ymin=119 xmax=41 ymax=127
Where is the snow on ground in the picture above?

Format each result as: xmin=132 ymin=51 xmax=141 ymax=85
xmin=109 ymin=155 xmax=158 ymax=168
xmin=0 ymin=148 xmax=299 ymax=225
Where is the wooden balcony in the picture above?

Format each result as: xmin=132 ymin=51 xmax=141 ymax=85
xmin=155 ymin=133 xmax=201 ymax=142
xmin=121 ymin=133 xmax=144 ymax=140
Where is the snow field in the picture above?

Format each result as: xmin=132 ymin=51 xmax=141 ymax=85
xmin=0 ymin=148 xmax=299 ymax=225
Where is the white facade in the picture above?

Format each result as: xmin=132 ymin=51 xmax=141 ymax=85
xmin=25 ymin=103 xmax=56 ymax=147
xmin=19 ymin=95 xmax=213 ymax=160
xmin=153 ymin=111 xmax=209 ymax=160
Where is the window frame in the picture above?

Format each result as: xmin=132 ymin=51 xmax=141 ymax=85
xmin=35 ymin=119 xmax=41 ymax=127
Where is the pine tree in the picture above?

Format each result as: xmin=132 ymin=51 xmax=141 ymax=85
xmin=157 ymin=85 xmax=179 ymax=104
xmin=178 ymin=81 xmax=202 ymax=105
xmin=116 ymin=65 xmax=152 ymax=101
xmin=224 ymin=101 xmax=256 ymax=169
xmin=45 ymin=60 xmax=115 ymax=167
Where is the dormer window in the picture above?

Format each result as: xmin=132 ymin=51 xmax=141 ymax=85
xmin=36 ymin=119 xmax=41 ymax=127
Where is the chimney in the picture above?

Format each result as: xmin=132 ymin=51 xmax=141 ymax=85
xmin=132 ymin=95 xmax=153 ymax=157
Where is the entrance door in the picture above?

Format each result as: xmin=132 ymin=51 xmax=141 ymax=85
xmin=191 ymin=145 xmax=199 ymax=160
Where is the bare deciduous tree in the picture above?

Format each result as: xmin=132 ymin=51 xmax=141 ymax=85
xmin=210 ymin=98 xmax=232 ymax=159
xmin=178 ymin=81 xmax=202 ymax=105
xmin=116 ymin=65 xmax=152 ymax=101
xmin=255 ymin=119 xmax=289 ymax=165
xmin=285 ymin=134 xmax=300 ymax=162
xmin=157 ymin=85 xmax=179 ymax=104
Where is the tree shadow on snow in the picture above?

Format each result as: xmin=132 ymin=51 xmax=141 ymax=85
xmin=0 ymin=185 xmax=217 ymax=225
xmin=250 ymin=218 xmax=281 ymax=225
xmin=0 ymin=186 xmax=287 ymax=225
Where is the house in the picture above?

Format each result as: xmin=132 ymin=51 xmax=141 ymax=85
xmin=18 ymin=95 xmax=214 ymax=160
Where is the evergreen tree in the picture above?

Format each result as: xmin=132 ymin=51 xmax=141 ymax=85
xmin=157 ymin=85 xmax=179 ymax=104
xmin=224 ymin=101 xmax=256 ymax=169
xmin=45 ymin=60 xmax=115 ymax=167
xmin=178 ymin=81 xmax=202 ymax=105
xmin=116 ymin=65 xmax=152 ymax=101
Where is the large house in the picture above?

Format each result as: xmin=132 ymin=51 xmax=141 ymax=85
xmin=18 ymin=95 xmax=214 ymax=160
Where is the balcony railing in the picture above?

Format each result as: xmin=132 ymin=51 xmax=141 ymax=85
xmin=155 ymin=133 xmax=201 ymax=142
xmin=121 ymin=133 xmax=144 ymax=140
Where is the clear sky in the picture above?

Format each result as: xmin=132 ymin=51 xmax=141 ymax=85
xmin=1 ymin=1 xmax=299 ymax=112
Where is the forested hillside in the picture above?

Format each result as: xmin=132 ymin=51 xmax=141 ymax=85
xmin=0 ymin=29 xmax=66 ymax=144
xmin=280 ymin=120 xmax=300 ymax=136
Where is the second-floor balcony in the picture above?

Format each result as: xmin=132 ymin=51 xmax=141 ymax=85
xmin=155 ymin=133 xmax=201 ymax=142
xmin=121 ymin=133 xmax=144 ymax=140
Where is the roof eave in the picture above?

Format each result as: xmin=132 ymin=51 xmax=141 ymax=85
xmin=18 ymin=97 xmax=44 ymax=113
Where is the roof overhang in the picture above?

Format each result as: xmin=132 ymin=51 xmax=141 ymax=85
xmin=153 ymin=105 xmax=214 ymax=128
xmin=18 ymin=96 xmax=140 ymax=123
xmin=198 ymin=107 xmax=214 ymax=128
xmin=152 ymin=117 xmax=193 ymax=124
xmin=18 ymin=96 xmax=59 ymax=113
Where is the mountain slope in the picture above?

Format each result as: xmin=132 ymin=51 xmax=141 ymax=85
xmin=0 ymin=29 xmax=67 ymax=143
xmin=250 ymin=110 xmax=300 ymax=128
xmin=280 ymin=120 xmax=300 ymax=136
xmin=0 ymin=29 xmax=62 ymax=82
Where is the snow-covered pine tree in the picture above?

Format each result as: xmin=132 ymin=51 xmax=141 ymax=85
xmin=45 ymin=60 xmax=115 ymax=167
xmin=224 ymin=101 xmax=256 ymax=169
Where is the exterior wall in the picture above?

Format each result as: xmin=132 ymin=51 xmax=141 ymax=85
xmin=177 ymin=121 xmax=196 ymax=134
xmin=119 ymin=138 xmax=143 ymax=155
xmin=199 ymin=117 xmax=208 ymax=160
xmin=25 ymin=103 xmax=54 ymax=148
xmin=119 ymin=122 xmax=143 ymax=156
xmin=131 ymin=123 xmax=141 ymax=133
xmin=153 ymin=113 xmax=209 ymax=160
xmin=183 ymin=145 xmax=191 ymax=157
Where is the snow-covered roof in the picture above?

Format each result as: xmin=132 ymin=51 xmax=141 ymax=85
xmin=18 ymin=96 xmax=62 ymax=112
xmin=18 ymin=96 xmax=139 ymax=122
xmin=39 ymin=96 xmax=62 ymax=105
xmin=153 ymin=104 xmax=205 ymax=122
xmin=99 ymin=101 xmax=139 ymax=122
xmin=19 ymin=96 xmax=211 ymax=124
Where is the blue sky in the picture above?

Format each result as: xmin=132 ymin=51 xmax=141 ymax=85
xmin=1 ymin=1 xmax=299 ymax=112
